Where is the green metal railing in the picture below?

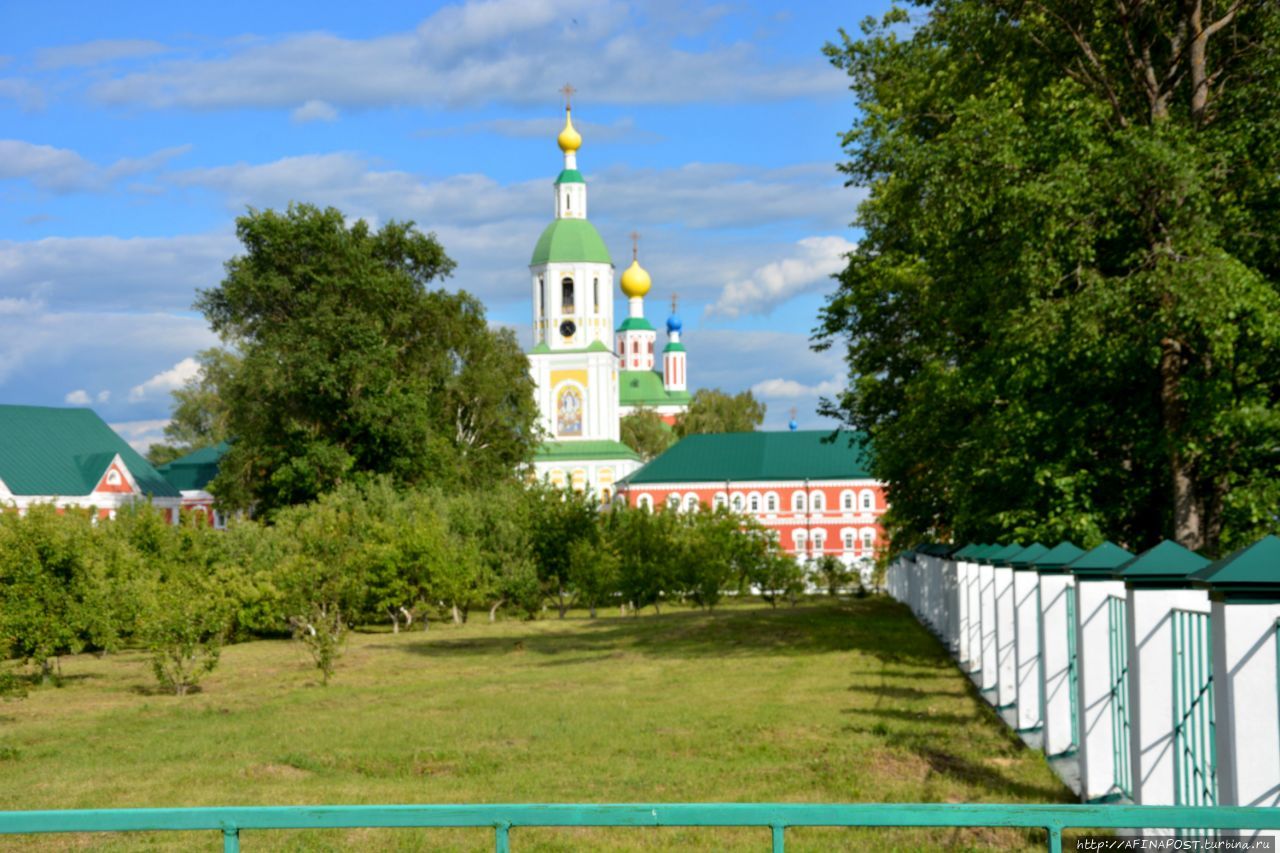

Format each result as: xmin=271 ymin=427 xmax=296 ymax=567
xmin=1171 ymin=609 xmax=1216 ymax=809
xmin=1107 ymin=595 xmax=1132 ymax=799
xmin=1066 ymin=590 xmax=1079 ymax=752
xmin=1 ymin=803 xmax=1277 ymax=853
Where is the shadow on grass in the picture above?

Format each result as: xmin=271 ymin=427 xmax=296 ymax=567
xmin=383 ymin=598 xmax=950 ymax=667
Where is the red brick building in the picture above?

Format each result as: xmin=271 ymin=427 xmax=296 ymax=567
xmin=615 ymin=430 xmax=887 ymax=568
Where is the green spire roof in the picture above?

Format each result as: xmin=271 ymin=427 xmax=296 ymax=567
xmin=1191 ymin=534 xmax=1280 ymax=600
xmin=1008 ymin=542 xmax=1049 ymax=568
xmin=1063 ymin=541 xmax=1134 ymax=578
xmin=554 ymin=169 xmax=585 ymax=184
xmin=0 ymin=405 xmax=178 ymax=498
xmin=1117 ymin=540 xmax=1209 ymax=587
xmin=530 ymin=219 xmax=611 ymax=266
xmin=623 ymin=430 xmax=872 ymax=485
xmin=616 ymin=317 xmax=655 ymax=333
xmin=1031 ymin=541 xmax=1086 ymax=572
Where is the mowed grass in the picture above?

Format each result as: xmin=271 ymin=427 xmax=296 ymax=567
xmin=0 ymin=597 xmax=1072 ymax=851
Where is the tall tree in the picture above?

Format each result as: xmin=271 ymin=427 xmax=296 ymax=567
xmin=620 ymin=407 xmax=675 ymax=460
xmin=146 ymin=348 xmax=238 ymax=466
xmin=674 ymin=389 xmax=766 ymax=438
xmin=197 ymin=204 xmax=540 ymax=513
xmin=818 ymin=2 xmax=1280 ymax=554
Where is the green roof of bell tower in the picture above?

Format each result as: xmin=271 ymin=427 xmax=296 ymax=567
xmin=555 ymin=169 xmax=585 ymax=184
xmin=530 ymin=219 xmax=612 ymax=266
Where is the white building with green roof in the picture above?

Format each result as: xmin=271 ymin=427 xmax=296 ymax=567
xmin=527 ymin=98 xmax=691 ymax=498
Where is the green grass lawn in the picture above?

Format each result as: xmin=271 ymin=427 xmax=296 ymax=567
xmin=0 ymin=597 xmax=1072 ymax=851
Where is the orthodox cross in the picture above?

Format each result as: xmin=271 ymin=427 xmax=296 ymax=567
xmin=671 ymin=292 xmax=679 ymax=314
xmin=629 ymin=230 xmax=640 ymax=261
xmin=560 ymin=83 xmax=576 ymax=109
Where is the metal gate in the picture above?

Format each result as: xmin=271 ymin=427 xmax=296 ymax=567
xmin=1108 ymin=595 xmax=1132 ymax=799
xmin=1171 ymin=609 xmax=1216 ymax=808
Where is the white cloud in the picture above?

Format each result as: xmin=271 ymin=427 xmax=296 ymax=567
xmin=0 ymin=78 xmax=45 ymax=111
xmin=109 ymin=419 xmax=171 ymax=454
xmin=751 ymin=375 xmax=843 ymax=399
xmin=0 ymin=139 xmax=190 ymax=193
xmin=96 ymin=390 xmax=111 ymax=403
xmin=84 ymin=1 xmax=843 ymax=111
xmin=0 ymin=232 xmax=236 ymax=312
xmin=709 ymin=235 xmax=855 ymax=318
xmin=129 ymin=357 xmax=201 ymax=402
xmin=64 ymin=389 xmax=91 ymax=405
xmin=291 ymin=99 xmax=338 ymax=123
xmin=36 ymin=39 xmax=169 ymax=70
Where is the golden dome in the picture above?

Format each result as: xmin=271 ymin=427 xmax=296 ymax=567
xmin=557 ymin=108 xmax=582 ymax=153
xmin=620 ymin=258 xmax=651 ymax=298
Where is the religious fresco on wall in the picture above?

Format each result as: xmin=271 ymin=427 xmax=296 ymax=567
xmin=557 ymin=385 xmax=583 ymax=436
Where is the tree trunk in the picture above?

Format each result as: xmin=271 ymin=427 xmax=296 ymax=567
xmin=451 ymin=603 xmax=463 ymax=625
xmin=557 ymin=587 xmax=567 ymax=619
xmin=589 ymin=604 xmax=597 ymax=619
xmin=389 ymin=608 xmax=400 ymax=634
xmin=489 ymin=599 xmax=504 ymax=623
xmin=1161 ymin=335 xmax=1204 ymax=550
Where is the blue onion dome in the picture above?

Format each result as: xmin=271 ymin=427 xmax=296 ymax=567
xmin=788 ymin=419 xmax=799 ymax=432
xmin=666 ymin=312 xmax=683 ymax=334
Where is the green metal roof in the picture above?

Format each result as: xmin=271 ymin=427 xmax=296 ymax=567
xmin=554 ymin=168 xmax=585 ymax=184
xmin=980 ymin=543 xmax=1025 ymax=565
xmin=1116 ymin=540 xmax=1209 ymax=587
xmin=618 ymin=370 xmax=692 ymax=407
xmin=0 ymin=405 xmax=178 ymax=498
xmin=1008 ymin=542 xmax=1050 ymax=568
xmin=622 ymin=430 xmax=872 ymax=485
xmin=530 ymin=219 xmax=611 ymax=266
xmin=662 ymin=341 xmax=686 ymax=353
xmin=953 ymin=543 xmax=982 ymax=559
xmin=1063 ymin=541 xmax=1134 ymax=578
xmin=616 ymin=317 xmax=655 ymax=332
xmin=533 ymin=439 xmax=640 ymax=463
xmin=1191 ymin=534 xmax=1280 ymax=599
xmin=1030 ymin=541 xmax=1086 ymax=571
xmin=156 ymin=441 xmax=230 ymax=492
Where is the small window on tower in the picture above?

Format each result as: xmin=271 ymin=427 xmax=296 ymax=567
xmin=562 ymin=277 xmax=575 ymax=313
xmin=565 ymin=193 xmax=570 ymax=211
xmin=594 ymin=278 xmax=599 ymax=312
xmin=648 ymin=341 xmax=654 ymax=354
xmin=538 ymin=277 xmax=545 ymax=318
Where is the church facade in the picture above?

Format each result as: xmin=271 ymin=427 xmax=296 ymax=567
xmin=527 ymin=98 xmax=690 ymax=499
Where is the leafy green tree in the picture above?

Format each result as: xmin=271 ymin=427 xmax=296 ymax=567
xmin=813 ymin=555 xmax=850 ymax=598
xmin=141 ymin=564 xmax=230 ymax=696
xmin=524 ymin=485 xmax=599 ymax=617
xmin=750 ymin=550 xmax=806 ymax=609
xmin=674 ymin=389 xmax=766 ymax=438
xmin=818 ymin=3 xmax=1280 ymax=555
xmin=677 ymin=508 xmax=744 ymax=610
xmin=197 ymin=203 xmax=539 ymax=514
xmin=620 ymin=408 xmax=675 ymax=461
xmin=606 ymin=505 xmax=679 ymax=614
xmin=567 ymin=537 xmax=619 ymax=619
xmin=146 ymin=348 xmax=239 ymax=466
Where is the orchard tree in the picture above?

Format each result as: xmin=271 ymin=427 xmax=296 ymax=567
xmin=146 ymin=348 xmax=238 ymax=466
xmin=674 ymin=389 xmax=766 ymax=438
xmin=818 ymin=2 xmax=1280 ymax=554
xmin=198 ymin=204 xmax=539 ymax=514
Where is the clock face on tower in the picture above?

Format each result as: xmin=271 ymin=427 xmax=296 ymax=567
xmin=559 ymin=320 xmax=577 ymax=338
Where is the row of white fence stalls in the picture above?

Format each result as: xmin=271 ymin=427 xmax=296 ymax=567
xmin=885 ymin=536 xmax=1280 ymax=839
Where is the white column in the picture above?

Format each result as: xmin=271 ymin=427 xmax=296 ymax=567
xmin=1039 ymin=572 xmax=1076 ymax=755
xmin=995 ymin=564 xmax=1017 ymax=706
xmin=967 ymin=562 xmax=984 ymax=674
xmin=1014 ymin=569 xmax=1042 ymax=730
xmin=1126 ymin=587 xmax=1210 ymax=822
xmin=1212 ymin=599 xmax=1280 ymax=839
xmin=957 ymin=561 xmax=973 ymax=667
xmin=979 ymin=562 xmax=998 ymax=690
xmin=1076 ymin=578 xmax=1128 ymax=801
xmin=944 ymin=558 xmax=960 ymax=655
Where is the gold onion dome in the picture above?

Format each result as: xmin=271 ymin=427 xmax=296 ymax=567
xmin=557 ymin=109 xmax=582 ymax=153
xmin=620 ymin=258 xmax=651 ymax=298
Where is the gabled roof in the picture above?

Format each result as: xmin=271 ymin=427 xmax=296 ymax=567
xmin=1191 ymin=534 xmax=1280 ymax=599
xmin=622 ymin=430 xmax=873 ymax=484
xmin=0 ymin=405 xmax=178 ymax=498
xmin=1063 ymin=541 xmax=1134 ymax=578
xmin=1008 ymin=542 xmax=1050 ymax=568
xmin=1031 ymin=541 xmax=1086 ymax=571
xmin=157 ymin=441 xmax=230 ymax=492
xmin=618 ymin=370 xmax=692 ymax=407
xmin=952 ymin=543 xmax=983 ymax=559
xmin=981 ymin=542 xmax=1025 ymax=565
xmin=1117 ymin=540 xmax=1209 ymax=587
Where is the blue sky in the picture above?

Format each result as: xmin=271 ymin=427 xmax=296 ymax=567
xmin=0 ymin=0 xmax=889 ymax=450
